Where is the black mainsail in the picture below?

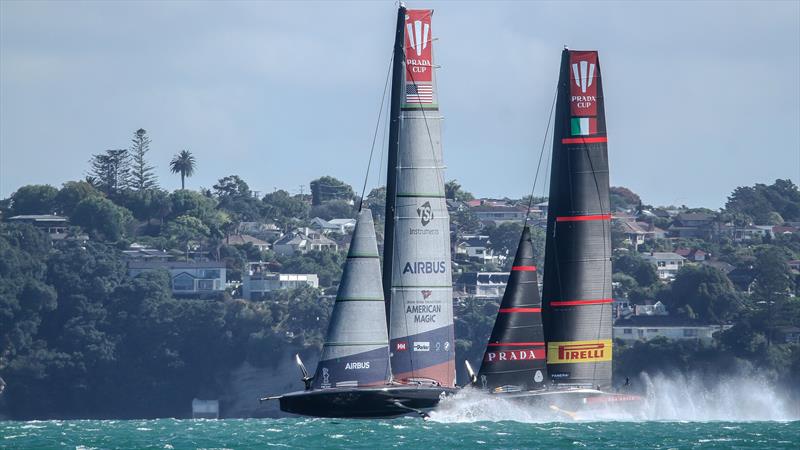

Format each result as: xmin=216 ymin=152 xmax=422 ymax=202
xmin=541 ymin=49 xmax=613 ymax=390
xmin=477 ymin=226 xmax=548 ymax=392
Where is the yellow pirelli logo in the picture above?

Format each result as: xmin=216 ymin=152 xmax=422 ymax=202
xmin=547 ymin=339 xmax=612 ymax=364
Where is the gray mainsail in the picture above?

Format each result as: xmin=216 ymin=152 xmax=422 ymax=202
xmin=385 ymin=8 xmax=455 ymax=387
xmin=312 ymin=209 xmax=391 ymax=389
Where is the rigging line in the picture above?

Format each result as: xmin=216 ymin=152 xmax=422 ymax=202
xmin=358 ymin=52 xmax=395 ymax=212
xmin=524 ymin=88 xmax=558 ymax=224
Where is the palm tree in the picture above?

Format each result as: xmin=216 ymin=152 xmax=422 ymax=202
xmin=170 ymin=150 xmax=196 ymax=190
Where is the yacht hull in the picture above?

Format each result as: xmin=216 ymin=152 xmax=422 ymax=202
xmin=278 ymin=386 xmax=457 ymax=418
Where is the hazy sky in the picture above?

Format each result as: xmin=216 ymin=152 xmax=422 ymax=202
xmin=1 ymin=0 xmax=798 ymax=208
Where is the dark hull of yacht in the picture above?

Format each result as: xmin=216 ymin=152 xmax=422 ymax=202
xmin=278 ymin=386 xmax=457 ymax=418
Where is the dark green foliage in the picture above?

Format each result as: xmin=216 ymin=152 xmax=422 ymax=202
xmin=279 ymin=250 xmax=344 ymax=288
xmin=55 ymin=181 xmax=103 ymax=217
xmin=613 ymin=254 xmax=659 ymax=287
xmin=609 ymin=186 xmax=641 ymax=212
xmin=9 ymin=185 xmax=59 ymax=216
xmin=725 ymin=179 xmax=800 ymax=224
xmin=485 ymin=222 xmax=523 ymax=258
xmin=262 ymin=190 xmax=310 ymax=228
xmin=309 ymin=176 xmax=354 ymax=205
xmin=169 ymin=150 xmax=196 ymax=190
xmin=661 ymin=265 xmax=743 ymax=324
xmin=70 ymin=196 xmax=133 ymax=241
xmin=445 ymin=179 xmax=474 ymax=202
xmin=129 ymin=129 xmax=159 ymax=191
xmin=87 ymin=149 xmax=131 ymax=195
xmin=309 ymin=200 xmax=355 ymax=221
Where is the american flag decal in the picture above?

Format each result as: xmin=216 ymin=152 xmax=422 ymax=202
xmin=405 ymin=83 xmax=434 ymax=104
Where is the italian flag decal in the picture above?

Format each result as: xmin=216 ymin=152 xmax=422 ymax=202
xmin=571 ymin=117 xmax=597 ymax=136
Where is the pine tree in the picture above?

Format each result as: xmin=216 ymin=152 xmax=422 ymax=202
xmin=87 ymin=149 xmax=131 ymax=195
xmin=130 ymin=128 xmax=158 ymax=191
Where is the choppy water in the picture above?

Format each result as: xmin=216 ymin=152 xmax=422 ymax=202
xmin=1 ymin=418 xmax=798 ymax=449
xmin=2 ymin=374 xmax=799 ymax=449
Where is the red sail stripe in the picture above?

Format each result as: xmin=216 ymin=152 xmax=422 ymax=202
xmin=550 ymin=299 xmax=613 ymax=306
xmin=561 ymin=136 xmax=608 ymax=144
xmin=498 ymin=307 xmax=541 ymax=313
xmin=556 ymin=214 xmax=611 ymax=222
xmin=511 ymin=265 xmax=537 ymax=271
xmin=487 ymin=342 xmax=545 ymax=347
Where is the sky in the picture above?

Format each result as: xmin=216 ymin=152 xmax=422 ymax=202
xmin=1 ymin=0 xmax=798 ymax=208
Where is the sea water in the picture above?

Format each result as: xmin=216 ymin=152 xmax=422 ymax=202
xmin=2 ymin=374 xmax=798 ymax=449
xmin=1 ymin=419 xmax=798 ymax=449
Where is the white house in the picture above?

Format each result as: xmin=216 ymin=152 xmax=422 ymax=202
xmin=128 ymin=261 xmax=226 ymax=297
xmin=242 ymin=262 xmax=319 ymax=300
xmin=613 ymin=315 xmax=731 ymax=344
xmin=273 ymin=228 xmax=338 ymax=256
xmin=454 ymin=271 xmax=511 ymax=299
xmin=641 ymin=252 xmax=686 ymax=280
xmin=456 ymin=235 xmax=502 ymax=264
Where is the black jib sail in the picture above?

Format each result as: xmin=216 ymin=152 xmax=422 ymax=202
xmin=541 ymin=49 xmax=613 ymax=390
xmin=477 ymin=226 xmax=548 ymax=392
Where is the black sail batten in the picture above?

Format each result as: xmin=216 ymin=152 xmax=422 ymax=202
xmin=542 ymin=49 xmax=613 ymax=390
xmin=477 ymin=226 xmax=547 ymax=392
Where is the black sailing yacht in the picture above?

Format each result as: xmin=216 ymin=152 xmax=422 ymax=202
xmin=262 ymin=5 xmax=456 ymax=418
xmin=466 ymin=48 xmax=641 ymax=410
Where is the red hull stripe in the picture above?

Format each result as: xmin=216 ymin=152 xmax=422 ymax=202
xmin=561 ymin=136 xmax=608 ymax=144
xmin=511 ymin=265 xmax=537 ymax=271
xmin=550 ymin=299 xmax=613 ymax=306
xmin=499 ymin=307 xmax=542 ymax=313
xmin=556 ymin=214 xmax=612 ymax=222
xmin=488 ymin=342 xmax=545 ymax=347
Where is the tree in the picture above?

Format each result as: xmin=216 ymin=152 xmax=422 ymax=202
xmin=486 ymin=222 xmax=523 ymax=257
xmin=262 ymin=189 xmax=310 ymax=228
xmin=309 ymin=176 xmax=354 ymax=205
xmin=445 ymin=179 xmax=475 ymax=202
xmin=309 ymin=200 xmax=355 ymax=221
xmin=164 ymin=215 xmax=210 ymax=260
xmin=169 ymin=150 xmax=196 ymax=190
xmin=661 ymin=264 xmax=743 ymax=324
xmin=70 ymin=196 xmax=133 ymax=241
xmin=9 ymin=185 xmax=59 ymax=216
xmin=213 ymin=175 xmax=251 ymax=200
xmin=88 ymin=149 xmax=131 ymax=195
xmin=751 ymin=246 xmax=796 ymax=344
xmin=613 ymin=254 xmax=659 ymax=287
xmin=129 ymin=129 xmax=158 ymax=191
xmin=609 ymin=186 xmax=642 ymax=212
xmin=54 ymin=181 xmax=102 ymax=216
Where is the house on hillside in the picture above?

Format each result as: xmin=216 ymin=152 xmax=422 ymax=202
xmin=273 ymin=228 xmax=338 ymax=256
xmin=668 ymin=212 xmax=716 ymax=239
xmin=641 ymin=252 xmax=686 ymax=280
xmin=237 ymin=221 xmax=281 ymax=241
xmin=7 ymin=214 xmax=88 ymax=242
xmin=456 ymin=235 xmax=501 ymax=264
xmin=242 ymin=262 xmax=319 ymax=300
xmin=225 ymin=234 xmax=270 ymax=252
xmin=122 ymin=243 xmax=172 ymax=261
xmin=309 ymin=217 xmax=356 ymax=234
xmin=454 ymin=271 xmax=511 ymax=299
xmin=470 ymin=204 xmax=528 ymax=224
xmin=128 ymin=261 xmax=226 ymax=297
xmin=674 ymin=248 xmax=707 ymax=262
xmin=613 ymin=315 xmax=731 ymax=344
xmin=733 ymin=225 xmax=773 ymax=241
